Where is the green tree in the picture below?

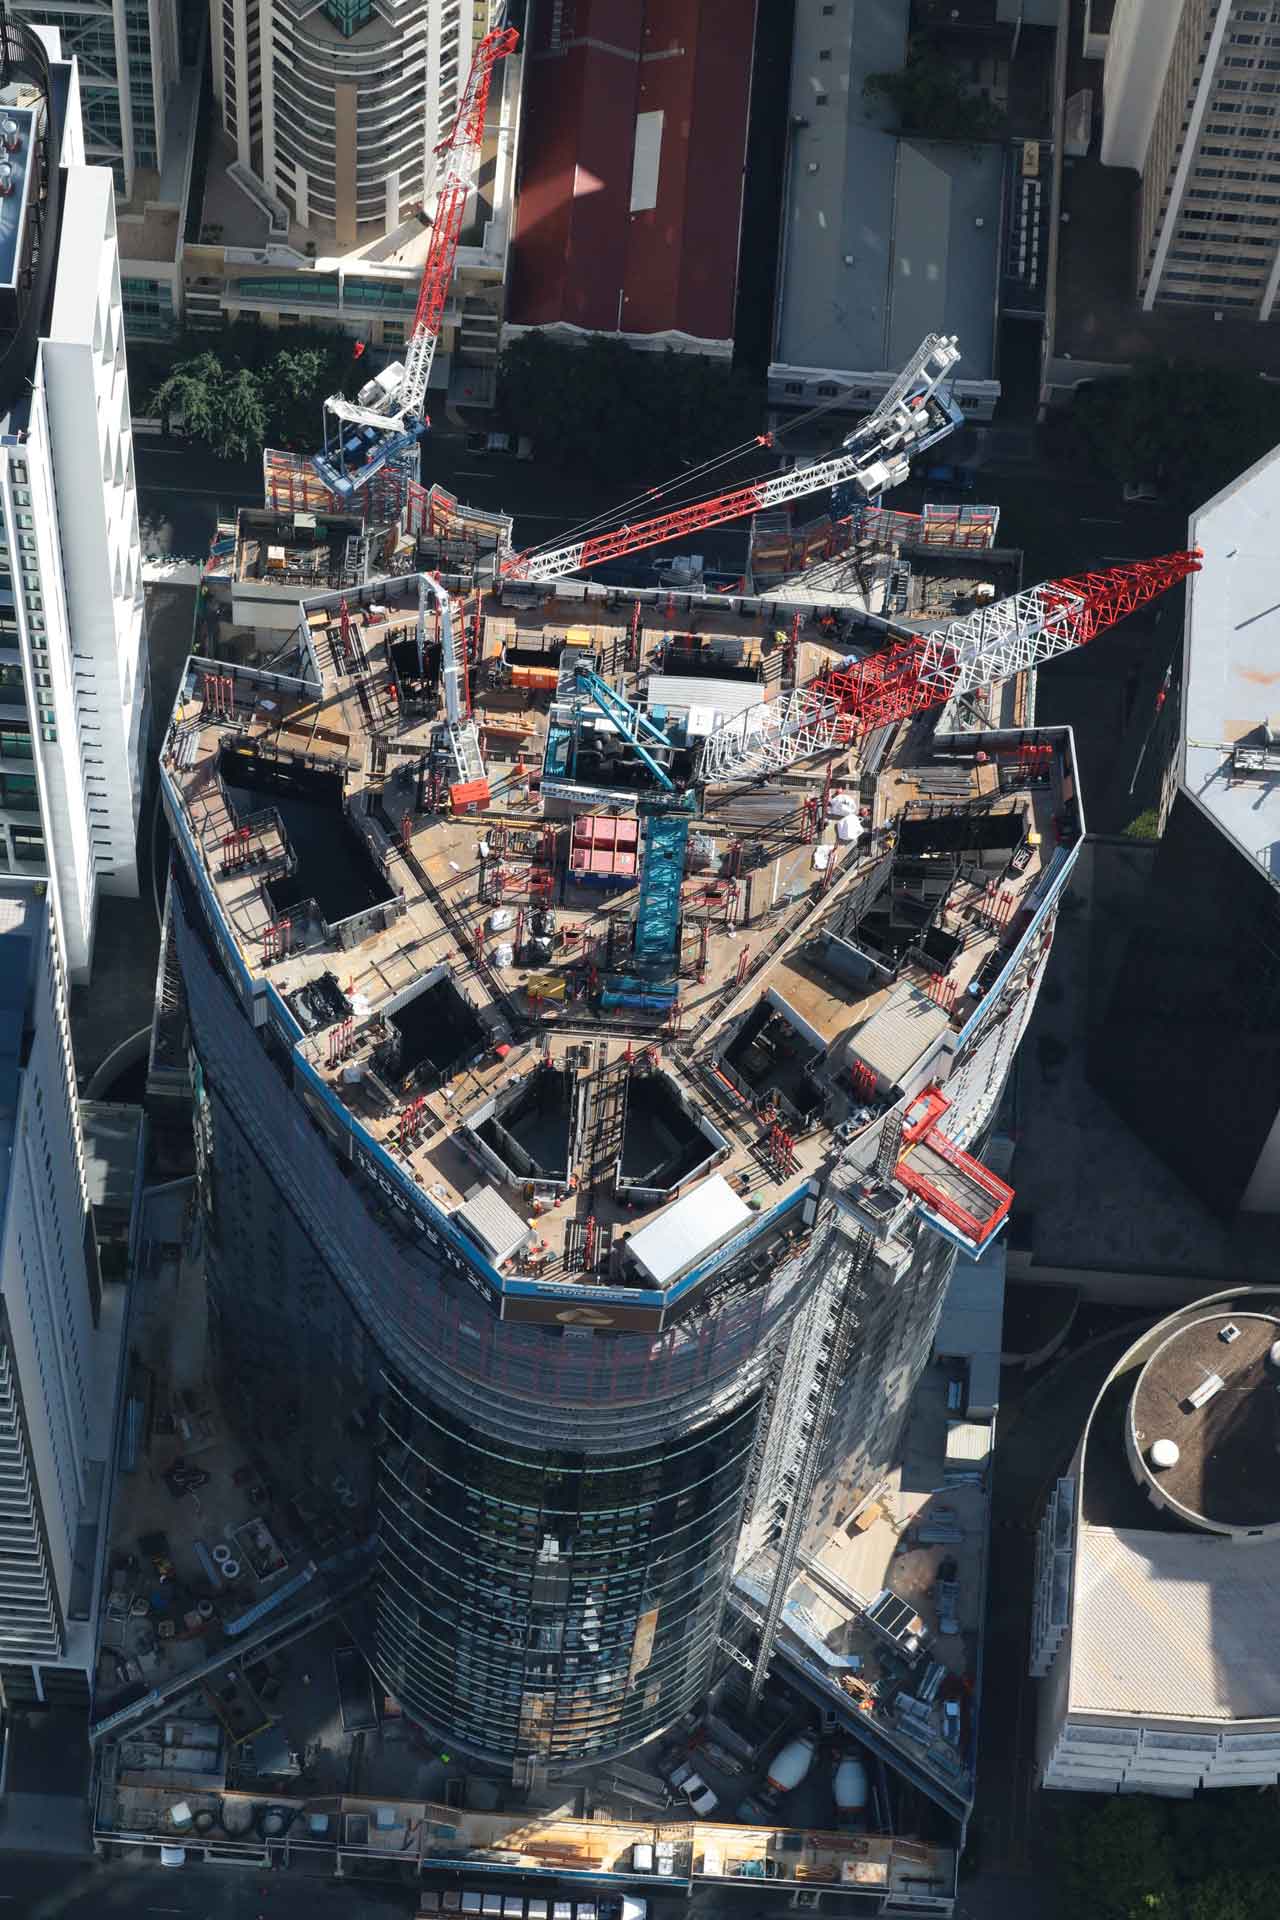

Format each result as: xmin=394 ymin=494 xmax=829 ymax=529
xmin=865 ymin=43 xmax=1003 ymax=142
xmin=1072 ymin=361 xmax=1280 ymax=509
xmin=1055 ymin=1797 xmax=1181 ymax=1920
xmin=140 ymin=318 xmax=358 ymax=461
xmin=148 ymin=353 xmax=268 ymax=461
xmin=261 ymin=345 xmax=342 ymax=449
xmin=498 ymin=333 xmax=764 ymax=486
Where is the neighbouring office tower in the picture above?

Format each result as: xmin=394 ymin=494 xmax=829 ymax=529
xmin=211 ymin=0 xmax=499 ymax=248
xmin=0 ymin=877 xmax=124 ymax=1712
xmin=0 ymin=23 xmax=149 ymax=980
xmin=1034 ymin=1288 xmax=1280 ymax=1793
xmin=160 ymin=535 xmax=1072 ymax=1779
xmin=1094 ymin=442 xmax=1280 ymax=1216
xmin=1099 ymin=0 xmax=1280 ymax=313
xmin=9 ymin=0 xmax=181 ymax=195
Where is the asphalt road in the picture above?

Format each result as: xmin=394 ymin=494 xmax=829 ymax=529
xmin=3 ymin=1851 xmax=418 ymax=1919
xmin=135 ymin=433 xmax=750 ymax=581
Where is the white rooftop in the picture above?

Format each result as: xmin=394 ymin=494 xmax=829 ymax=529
xmin=1184 ymin=442 xmax=1280 ymax=882
xmin=1070 ymin=1526 xmax=1280 ymax=1723
xmin=625 ymin=1174 xmax=752 ymax=1288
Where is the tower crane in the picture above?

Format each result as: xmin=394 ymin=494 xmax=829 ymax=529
xmin=501 ymin=333 xmax=964 ymax=585
xmin=313 ymin=24 xmax=520 ymax=500
xmin=697 ymin=549 xmax=1203 ymax=783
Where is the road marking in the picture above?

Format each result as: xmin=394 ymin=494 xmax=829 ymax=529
xmin=1080 ymin=516 xmax=1123 ymax=526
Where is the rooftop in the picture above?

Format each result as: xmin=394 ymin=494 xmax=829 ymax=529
xmin=773 ymin=0 xmax=1003 ymax=378
xmin=1069 ymin=1525 xmax=1280 ymax=1722
xmin=160 ymin=556 xmax=1073 ymax=1326
xmin=96 ymin=1777 xmax=955 ymax=1900
xmin=1048 ymin=0 xmax=1280 ymax=381
xmin=1181 ymin=441 xmax=1280 ymax=882
xmin=1131 ymin=1312 xmax=1280 ymax=1532
xmin=1062 ymin=1289 xmax=1280 ymax=1727
xmin=507 ymin=0 xmax=755 ymax=346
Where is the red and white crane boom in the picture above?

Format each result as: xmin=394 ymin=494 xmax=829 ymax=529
xmin=501 ymin=334 xmax=963 ymax=584
xmin=697 ymin=550 xmax=1203 ymax=782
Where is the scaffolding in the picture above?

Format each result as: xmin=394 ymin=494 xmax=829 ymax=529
xmin=745 ymin=1220 xmax=874 ymax=1706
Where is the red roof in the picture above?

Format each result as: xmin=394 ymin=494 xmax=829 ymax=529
xmin=509 ymin=0 xmax=756 ymax=345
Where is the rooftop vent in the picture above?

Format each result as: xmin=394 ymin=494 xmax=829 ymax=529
xmin=1185 ymin=1372 xmax=1225 ymax=1412
xmin=1220 ymin=1323 xmax=1242 ymax=1344
xmin=1150 ymin=1438 xmax=1180 ymax=1470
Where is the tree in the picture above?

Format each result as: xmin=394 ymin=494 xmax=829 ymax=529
xmin=1054 ymin=1797 xmax=1181 ymax=1920
xmin=497 ymin=333 xmax=765 ymax=487
xmin=262 ymin=346 xmax=344 ymax=450
xmin=1072 ymin=361 xmax=1280 ymax=509
xmin=865 ymin=43 xmax=1003 ymax=143
xmin=140 ymin=318 xmax=357 ymax=462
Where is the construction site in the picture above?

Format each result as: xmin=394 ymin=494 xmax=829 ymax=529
xmin=97 ymin=23 xmax=1206 ymax=1912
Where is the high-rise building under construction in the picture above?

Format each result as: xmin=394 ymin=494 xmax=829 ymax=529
xmin=159 ymin=430 xmax=1195 ymax=1783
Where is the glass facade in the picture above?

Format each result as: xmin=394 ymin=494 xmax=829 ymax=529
xmin=376 ymin=1374 xmax=761 ymax=1763
xmin=171 ymin=866 xmax=800 ymax=1772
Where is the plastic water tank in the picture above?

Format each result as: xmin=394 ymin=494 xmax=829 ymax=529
xmin=1150 ymin=1438 xmax=1180 ymax=1470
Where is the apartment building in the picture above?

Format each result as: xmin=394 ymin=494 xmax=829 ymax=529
xmin=1100 ymin=0 xmax=1280 ymax=312
xmin=211 ymin=0 xmax=498 ymax=248
xmin=0 ymin=27 xmax=150 ymax=981
xmin=0 ymin=878 xmax=125 ymax=1712
xmin=10 ymin=0 xmax=181 ymax=197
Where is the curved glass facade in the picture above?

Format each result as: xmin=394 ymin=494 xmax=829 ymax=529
xmin=376 ymin=1374 xmax=762 ymax=1763
xmin=171 ymin=868 xmax=798 ymax=1770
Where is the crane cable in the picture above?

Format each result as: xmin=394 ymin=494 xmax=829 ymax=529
xmin=514 ymin=366 xmax=904 ymax=565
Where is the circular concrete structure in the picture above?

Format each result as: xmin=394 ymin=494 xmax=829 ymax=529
xmin=1127 ymin=1310 xmax=1280 ymax=1537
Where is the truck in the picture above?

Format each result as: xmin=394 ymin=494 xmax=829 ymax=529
xmin=833 ymin=1755 xmax=869 ymax=1817
xmin=763 ymin=1732 xmax=817 ymax=1800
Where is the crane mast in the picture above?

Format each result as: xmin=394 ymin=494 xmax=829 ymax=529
xmin=313 ymin=25 xmax=519 ymax=500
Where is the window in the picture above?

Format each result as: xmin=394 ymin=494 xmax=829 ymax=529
xmin=0 ymin=771 xmax=36 ymax=813
xmin=816 ymin=383 xmax=839 ymax=396
xmin=0 ymin=724 xmax=32 ymax=758
xmin=11 ymin=826 xmax=44 ymax=863
xmin=784 ymin=381 xmax=803 ymax=394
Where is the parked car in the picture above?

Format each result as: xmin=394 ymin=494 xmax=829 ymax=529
xmin=682 ymin=1771 xmax=719 ymax=1815
xmin=924 ymin=463 xmax=975 ymax=492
